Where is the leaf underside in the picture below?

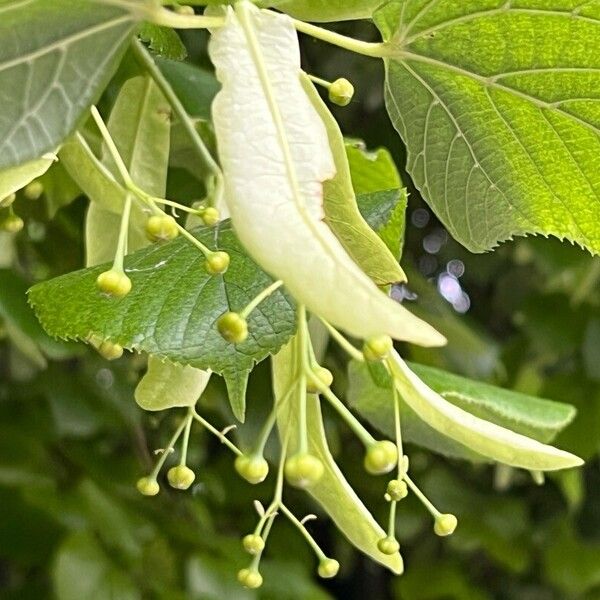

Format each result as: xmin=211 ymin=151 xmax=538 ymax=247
xmin=0 ymin=0 xmax=136 ymax=170
xmin=28 ymin=222 xmax=297 ymax=381
xmin=377 ymin=0 xmax=600 ymax=254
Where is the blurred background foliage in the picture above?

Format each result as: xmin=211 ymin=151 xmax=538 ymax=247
xmin=1 ymin=19 xmax=600 ymax=600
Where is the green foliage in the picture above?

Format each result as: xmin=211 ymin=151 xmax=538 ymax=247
xmin=28 ymin=221 xmax=296 ymax=396
xmin=262 ymin=0 xmax=386 ymax=21
xmin=0 ymin=0 xmax=137 ymax=169
xmin=138 ymin=24 xmax=187 ymax=61
xmin=2 ymin=2 xmax=600 ymax=598
xmin=302 ymin=73 xmax=406 ymax=285
xmin=135 ymin=357 xmax=210 ymax=411
xmin=274 ymin=336 xmax=403 ymax=574
xmin=376 ymin=0 xmax=600 ymax=254
xmin=348 ymin=359 xmax=576 ymax=462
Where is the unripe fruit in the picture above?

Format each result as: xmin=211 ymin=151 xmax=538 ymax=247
xmin=0 ymin=192 xmax=16 ymax=208
xmin=237 ymin=569 xmax=263 ymax=589
xmin=201 ymin=207 xmax=220 ymax=226
xmin=145 ymin=214 xmax=178 ymax=242
xmin=205 ymin=251 xmax=230 ymax=275
xmin=24 ymin=180 xmax=44 ymax=200
xmin=136 ymin=477 xmax=159 ymax=496
xmin=328 ymin=78 xmax=354 ymax=107
xmin=377 ymin=536 xmax=400 ymax=555
xmin=1 ymin=214 xmax=24 ymax=233
xmin=242 ymin=534 xmax=265 ymax=555
xmin=217 ymin=312 xmax=248 ymax=344
xmin=167 ymin=465 xmax=196 ymax=490
xmin=306 ymin=366 xmax=333 ymax=394
xmin=96 ymin=269 xmax=132 ymax=298
xmin=284 ymin=453 xmax=324 ymax=488
xmin=235 ymin=454 xmax=269 ymax=484
xmin=175 ymin=4 xmax=194 ymax=15
xmin=97 ymin=340 xmax=124 ymax=361
xmin=386 ymin=479 xmax=408 ymax=501
xmin=364 ymin=440 xmax=398 ymax=475
xmin=317 ymin=558 xmax=340 ymax=579
xmin=363 ymin=335 xmax=393 ymax=362
xmin=434 ymin=513 xmax=458 ymax=537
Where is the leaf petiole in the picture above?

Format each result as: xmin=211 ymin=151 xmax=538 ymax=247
xmin=293 ymin=19 xmax=389 ymax=58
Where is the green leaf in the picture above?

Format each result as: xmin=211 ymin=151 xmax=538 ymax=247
xmin=38 ymin=162 xmax=81 ymax=219
xmin=388 ymin=350 xmax=582 ymax=471
xmin=273 ymin=336 xmax=404 ymax=574
xmin=0 ymin=155 xmax=56 ymax=205
xmin=157 ymin=57 xmax=220 ymax=121
xmin=59 ymin=133 xmax=125 ymax=215
xmin=53 ymin=531 xmax=140 ymax=600
xmin=261 ymin=0 xmax=386 ymax=21
xmin=357 ymin=188 xmax=407 ymax=260
xmin=138 ymin=24 xmax=187 ymax=61
xmin=348 ymin=361 xmax=576 ymax=462
xmin=408 ymin=361 xmax=576 ymax=443
xmin=345 ymin=141 xmax=400 ymax=194
xmin=347 ymin=360 xmax=481 ymax=461
xmin=28 ymin=221 xmax=297 ymax=386
xmin=0 ymin=0 xmax=137 ymax=170
xmin=0 ymin=269 xmax=74 ymax=365
xmin=135 ymin=356 xmax=210 ymax=411
xmin=377 ymin=1 xmax=600 ymax=254
xmin=349 ymin=358 xmax=578 ymax=462
xmin=87 ymin=75 xmax=171 ymax=266
xmin=301 ymin=73 xmax=406 ymax=285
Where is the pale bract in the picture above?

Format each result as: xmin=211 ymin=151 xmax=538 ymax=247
xmin=208 ymin=3 xmax=444 ymax=347
xmin=388 ymin=350 xmax=583 ymax=471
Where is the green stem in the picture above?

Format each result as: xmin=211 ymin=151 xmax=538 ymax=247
xmin=297 ymin=307 xmax=309 ymax=454
xmin=253 ymin=407 xmax=278 ymax=456
xmin=175 ymin=223 xmax=213 ymax=256
xmin=90 ymin=106 xmax=135 ymax=190
xmin=393 ymin=385 xmax=404 ymax=474
xmin=240 ymin=280 xmax=284 ymax=319
xmin=131 ymin=40 xmax=224 ymax=209
xmin=180 ymin=407 xmax=194 ymax=465
xmin=387 ymin=500 xmax=397 ymax=537
xmin=279 ymin=503 xmax=326 ymax=561
xmin=112 ymin=194 xmax=132 ymax=271
xmin=150 ymin=414 xmax=189 ymax=479
xmin=403 ymin=474 xmax=441 ymax=519
xmin=307 ymin=74 xmax=331 ymax=90
xmin=293 ymin=19 xmax=389 ymax=58
xmin=320 ymin=319 xmax=364 ymax=362
xmin=192 ymin=410 xmax=242 ymax=455
xmin=104 ymin=0 xmax=224 ymax=28
xmin=317 ymin=384 xmax=375 ymax=447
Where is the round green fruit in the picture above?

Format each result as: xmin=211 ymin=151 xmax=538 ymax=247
xmin=235 ymin=454 xmax=269 ymax=484
xmin=136 ymin=477 xmax=159 ymax=496
xmin=317 ymin=558 xmax=340 ymax=578
xmin=217 ymin=312 xmax=248 ymax=344
xmin=306 ymin=366 xmax=333 ymax=394
xmin=364 ymin=440 xmax=398 ymax=475
xmin=328 ymin=78 xmax=354 ymax=107
xmin=284 ymin=453 xmax=324 ymax=488
xmin=167 ymin=465 xmax=196 ymax=490
xmin=377 ymin=536 xmax=400 ymax=555
xmin=96 ymin=269 xmax=132 ymax=298
xmin=242 ymin=533 xmax=265 ymax=555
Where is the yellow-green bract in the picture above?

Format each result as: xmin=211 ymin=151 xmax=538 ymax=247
xmin=388 ymin=350 xmax=583 ymax=471
xmin=208 ymin=3 xmax=444 ymax=347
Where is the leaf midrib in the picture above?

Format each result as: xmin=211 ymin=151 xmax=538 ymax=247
xmin=0 ymin=14 xmax=132 ymax=74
